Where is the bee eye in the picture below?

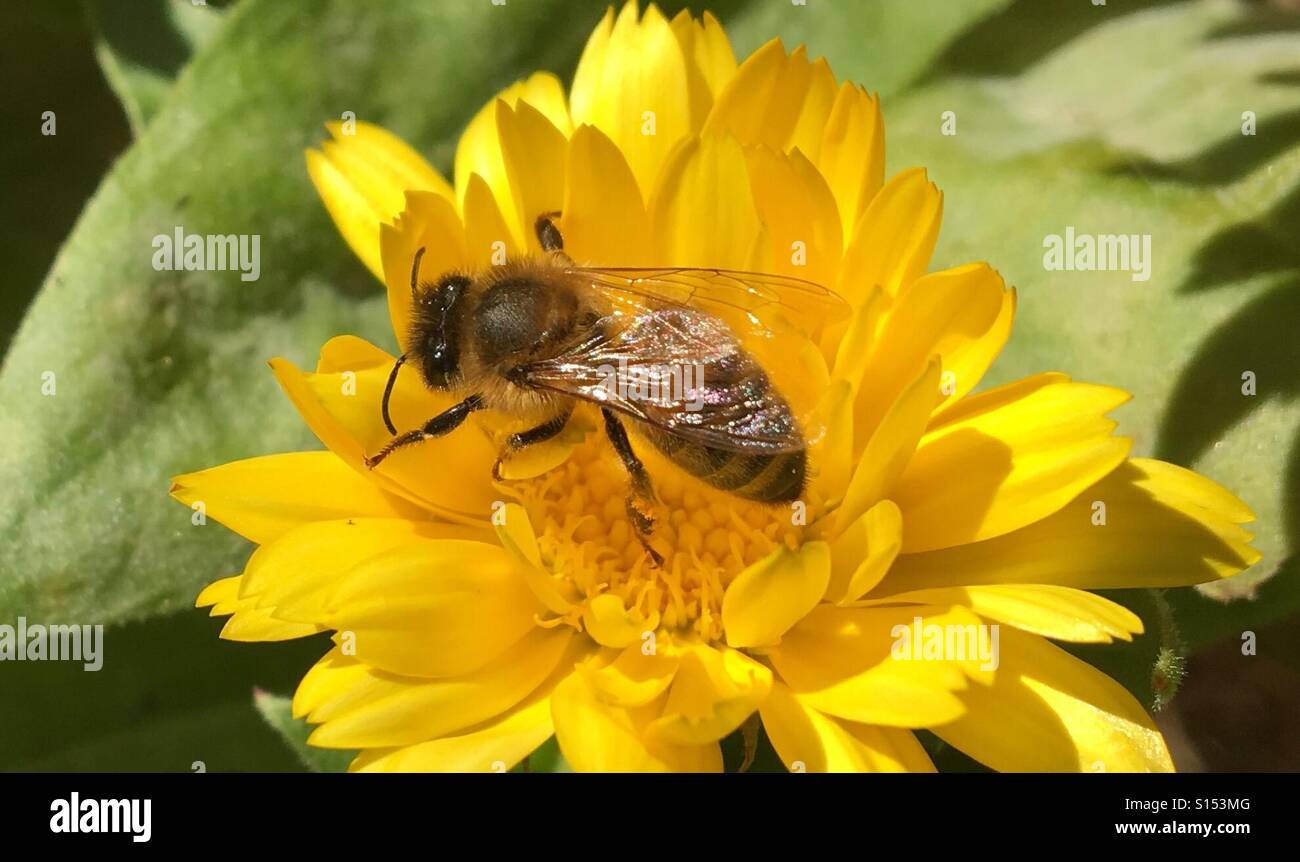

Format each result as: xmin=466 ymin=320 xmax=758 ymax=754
xmin=410 ymin=275 xmax=469 ymax=391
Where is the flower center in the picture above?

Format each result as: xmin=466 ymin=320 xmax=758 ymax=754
xmin=517 ymin=433 xmax=805 ymax=642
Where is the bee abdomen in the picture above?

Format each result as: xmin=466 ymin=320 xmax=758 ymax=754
xmin=740 ymin=449 xmax=806 ymax=503
xmin=641 ymin=427 xmax=806 ymax=504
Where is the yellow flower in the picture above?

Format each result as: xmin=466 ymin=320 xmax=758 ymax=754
xmin=172 ymin=2 xmax=1259 ymax=773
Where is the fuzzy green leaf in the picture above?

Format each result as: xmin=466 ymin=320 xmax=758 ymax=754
xmin=88 ymin=0 xmax=224 ymax=136
xmin=254 ymin=690 xmax=354 ymax=773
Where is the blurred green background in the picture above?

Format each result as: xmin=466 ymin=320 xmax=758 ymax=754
xmin=1 ymin=0 xmax=1297 ymax=771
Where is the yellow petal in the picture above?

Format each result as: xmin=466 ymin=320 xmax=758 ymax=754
xmin=577 ymin=641 xmax=681 ymax=707
xmin=835 ymin=357 xmax=941 ymax=531
xmin=825 ymin=282 xmax=888 ymax=397
xmin=454 ymin=71 xmax=571 ymax=246
xmin=306 ymin=121 xmax=452 ymax=282
xmin=893 ymin=373 xmax=1132 ymax=553
xmin=810 ymin=380 xmax=855 ymax=503
xmin=817 ymin=83 xmax=884 ymax=241
xmin=304 ymin=628 xmax=574 ymax=748
xmin=933 ymin=627 xmax=1174 ymax=772
xmin=855 ymin=263 xmax=1014 ymax=435
xmin=325 ymin=120 xmax=452 ymax=201
xmin=305 ymin=150 xmax=384 ymax=282
xmin=274 ymin=538 xmax=544 ymax=678
xmin=269 ymin=336 xmax=498 ymax=523
xmin=350 ymin=693 xmax=555 ymax=773
xmin=561 ymin=124 xmax=651 ymax=265
xmin=303 ymin=632 xmax=568 ymax=728
xmin=745 ymin=145 xmax=842 ymax=291
xmin=760 ymin=682 xmax=934 ymax=773
xmin=836 ymin=167 xmax=942 ymax=305
xmin=825 ymin=499 xmax=902 ymax=605
xmin=880 ymin=458 xmax=1260 ymax=592
xmin=496 ymin=99 xmax=568 ymax=254
xmin=320 ymin=540 xmax=543 ymax=676
xmin=197 ymin=575 xmax=240 ymax=612
xmin=196 ymin=576 xmax=323 ymax=642
xmin=862 ymin=585 xmax=1143 ymax=644
xmin=492 ymin=503 xmax=576 ymax=614
xmin=722 ymin=542 xmax=831 ymax=648
xmin=648 ymin=644 xmax=772 ymax=744
xmin=704 ymin=40 xmax=838 ymax=161
xmin=569 ymin=5 xmax=615 ymax=115
xmin=462 ymin=171 xmax=521 ymax=267
xmin=570 ymin=2 xmax=693 ymax=195
xmin=220 ymin=607 xmax=322 ymax=642
xmin=240 ymin=517 xmax=488 ymax=610
xmin=788 ymin=57 xmax=838 ymax=162
xmin=769 ymin=604 xmax=982 ymax=727
xmin=506 ymin=72 xmax=572 ymax=136
xmin=340 ymin=630 xmax=593 ymax=772
xmin=650 ymin=133 xmax=761 ymax=269
xmin=551 ymin=671 xmax=722 ymax=772
xmin=293 ymin=647 xmax=369 ymax=719
xmin=378 ymin=191 xmax=468 ymax=354
xmin=1129 ymin=457 xmax=1257 ymax=523
xmin=495 ymin=411 xmax=594 ymax=481
xmin=669 ymin=9 xmax=737 ymax=125
xmin=931 ymin=287 xmax=1017 ymax=423
xmin=584 ymin=593 xmax=658 ymax=649
xmin=170 ymin=450 xmax=426 ymax=545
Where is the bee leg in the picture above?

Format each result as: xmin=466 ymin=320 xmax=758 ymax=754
xmin=364 ymin=394 xmax=484 ymax=469
xmin=492 ymin=405 xmax=575 ymax=481
xmin=626 ymin=501 xmax=663 ymax=567
xmin=600 ymin=408 xmax=664 ymax=566
xmin=534 ymin=211 xmax=564 ymax=252
xmin=534 ymin=211 xmax=574 ymax=264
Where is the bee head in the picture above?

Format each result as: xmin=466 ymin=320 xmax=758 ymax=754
xmin=409 ymin=273 xmax=470 ymax=390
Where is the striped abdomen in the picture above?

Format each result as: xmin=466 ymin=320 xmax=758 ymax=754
xmin=637 ymin=340 xmax=806 ymax=504
xmin=636 ymin=424 xmax=806 ymax=504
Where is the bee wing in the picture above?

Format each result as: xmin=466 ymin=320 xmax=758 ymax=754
xmin=515 ymin=303 xmax=806 ymax=454
xmin=572 ymin=267 xmax=839 ymax=448
xmin=567 ymin=266 xmax=847 ymax=341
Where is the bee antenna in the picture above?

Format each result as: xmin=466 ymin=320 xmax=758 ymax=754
xmin=410 ymin=247 xmax=426 ymax=297
xmin=381 ymin=353 xmax=407 ymax=435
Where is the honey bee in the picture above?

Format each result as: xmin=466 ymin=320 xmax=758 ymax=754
xmin=365 ymin=212 xmax=844 ymax=563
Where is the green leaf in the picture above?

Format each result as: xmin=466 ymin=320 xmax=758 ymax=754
xmin=520 ymin=736 xmax=572 ymax=773
xmin=722 ymin=0 xmax=1012 ymax=99
xmin=254 ymin=690 xmax=354 ymax=773
xmin=881 ymin=0 xmax=1300 ymax=660
xmin=88 ymin=0 xmax=224 ymax=136
xmin=987 ymin=0 xmax=1300 ymax=164
xmin=0 ymin=611 xmax=327 ymax=771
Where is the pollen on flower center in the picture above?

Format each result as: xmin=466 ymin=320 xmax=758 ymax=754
xmin=516 ymin=434 xmax=803 ymax=642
